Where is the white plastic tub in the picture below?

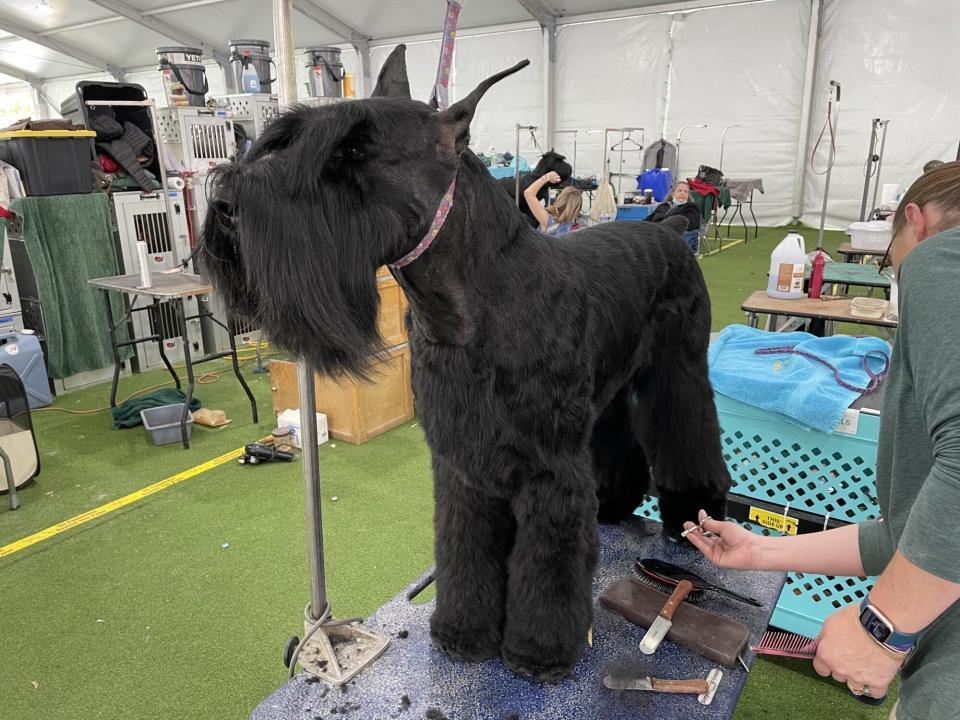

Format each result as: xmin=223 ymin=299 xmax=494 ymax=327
xmin=848 ymin=220 xmax=892 ymax=251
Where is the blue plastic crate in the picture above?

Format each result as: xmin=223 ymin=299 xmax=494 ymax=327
xmin=633 ymin=393 xmax=880 ymax=636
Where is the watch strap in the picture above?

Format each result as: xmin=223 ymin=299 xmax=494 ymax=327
xmin=860 ymin=598 xmax=918 ymax=653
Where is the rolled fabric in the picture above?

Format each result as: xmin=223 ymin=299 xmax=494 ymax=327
xmin=166 ymin=175 xmax=186 ymax=190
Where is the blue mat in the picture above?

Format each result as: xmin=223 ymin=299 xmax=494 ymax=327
xmin=250 ymin=520 xmax=784 ymax=720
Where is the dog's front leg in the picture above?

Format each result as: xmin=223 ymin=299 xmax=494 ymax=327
xmin=501 ymin=458 xmax=599 ymax=681
xmin=429 ymin=455 xmax=514 ymax=663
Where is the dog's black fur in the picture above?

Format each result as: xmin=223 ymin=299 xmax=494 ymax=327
xmin=201 ymin=46 xmax=730 ymax=682
xmin=495 ymin=151 xmax=573 ymax=226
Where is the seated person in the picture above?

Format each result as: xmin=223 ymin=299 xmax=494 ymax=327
xmin=644 ymin=180 xmax=701 ymax=251
xmin=523 ymin=171 xmax=583 ymax=237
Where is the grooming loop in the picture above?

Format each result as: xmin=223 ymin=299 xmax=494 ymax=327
xmin=290 ymin=603 xmax=390 ymax=686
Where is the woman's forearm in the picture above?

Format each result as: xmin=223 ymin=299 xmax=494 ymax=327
xmin=753 ymin=523 xmax=866 ymax=576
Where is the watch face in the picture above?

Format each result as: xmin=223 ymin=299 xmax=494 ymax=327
xmin=860 ymin=607 xmax=892 ymax=643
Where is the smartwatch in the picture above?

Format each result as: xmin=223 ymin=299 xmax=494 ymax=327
xmin=859 ymin=598 xmax=917 ymax=654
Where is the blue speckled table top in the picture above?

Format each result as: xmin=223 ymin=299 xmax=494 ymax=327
xmin=250 ymin=518 xmax=785 ymax=720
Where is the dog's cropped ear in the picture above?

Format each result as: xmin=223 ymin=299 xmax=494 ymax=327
xmin=434 ymin=59 xmax=529 ymax=158
xmin=371 ymin=44 xmax=411 ymax=99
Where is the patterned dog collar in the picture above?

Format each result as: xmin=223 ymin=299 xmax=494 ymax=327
xmin=390 ymin=175 xmax=457 ymax=269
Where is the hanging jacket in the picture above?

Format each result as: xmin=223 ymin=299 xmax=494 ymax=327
xmin=88 ymin=108 xmax=160 ymax=192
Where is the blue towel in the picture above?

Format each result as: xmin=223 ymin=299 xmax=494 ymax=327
xmin=708 ymin=325 xmax=891 ymax=432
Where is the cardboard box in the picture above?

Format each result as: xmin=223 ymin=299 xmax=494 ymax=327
xmin=276 ymin=408 xmax=329 ymax=448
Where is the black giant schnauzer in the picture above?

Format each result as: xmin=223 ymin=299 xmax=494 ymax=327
xmin=201 ymin=46 xmax=730 ymax=682
xmin=495 ymin=150 xmax=572 ymax=226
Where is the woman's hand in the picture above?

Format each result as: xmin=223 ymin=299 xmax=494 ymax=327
xmin=683 ymin=509 xmax=760 ymax=571
xmin=543 ymin=171 xmax=562 ymax=184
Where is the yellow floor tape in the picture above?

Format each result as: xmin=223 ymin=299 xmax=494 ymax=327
xmin=703 ymin=238 xmax=747 ymax=257
xmin=0 ymin=446 xmax=244 ymax=559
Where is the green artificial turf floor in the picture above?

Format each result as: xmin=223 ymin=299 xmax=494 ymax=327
xmin=0 ymin=225 xmax=897 ymax=719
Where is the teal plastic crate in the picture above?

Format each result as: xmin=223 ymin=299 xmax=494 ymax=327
xmin=634 ymin=393 xmax=880 ymax=636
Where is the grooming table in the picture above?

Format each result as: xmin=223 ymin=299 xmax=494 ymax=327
xmin=719 ymin=178 xmax=764 ymax=241
xmin=836 ymin=242 xmax=889 ymax=264
xmin=805 ymin=261 xmax=891 ymax=294
xmin=250 ymin=519 xmax=784 ymax=720
xmin=88 ymin=272 xmax=258 ymax=448
xmin=741 ymin=290 xmax=898 ymax=337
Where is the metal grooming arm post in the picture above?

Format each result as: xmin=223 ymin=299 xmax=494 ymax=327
xmin=868 ymin=120 xmax=890 ymax=218
xmin=85 ymin=99 xmax=179 ymax=262
xmin=719 ymin=124 xmax=744 ymax=172
xmin=817 ymin=81 xmax=841 ymax=248
xmin=515 ymin=123 xmax=537 ymax=206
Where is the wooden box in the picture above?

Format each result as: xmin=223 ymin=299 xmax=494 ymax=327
xmin=270 ymin=344 xmax=414 ymax=445
xmin=377 ymin=270 xmax=409 ymax=348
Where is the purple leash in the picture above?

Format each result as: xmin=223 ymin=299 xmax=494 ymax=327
xmin=754 ymin=346 xmax=889 ymax=394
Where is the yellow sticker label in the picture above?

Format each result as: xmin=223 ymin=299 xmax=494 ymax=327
xmin=749 ymin=506 xmax=799 ymax=535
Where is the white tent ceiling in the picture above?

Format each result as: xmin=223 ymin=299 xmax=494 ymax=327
xmin=0 ymin=0 xmax=956 ymax=229
xmin=0 ymin=0 xmax=720 ymax=83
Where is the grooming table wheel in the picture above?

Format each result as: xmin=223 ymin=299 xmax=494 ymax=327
xmin=299 ymin=619 xmax=390 ymax=687
xmin=283 ymin=636 xmax=299 ymax=668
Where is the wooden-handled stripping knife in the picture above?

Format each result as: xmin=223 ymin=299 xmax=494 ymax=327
xmin=639 ymin=579 xmax=694 ymax=655
xmin=603 ymin=668 xmax=723 ymax=706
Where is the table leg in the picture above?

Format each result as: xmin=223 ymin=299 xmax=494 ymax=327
xmin=739 ymin=200 xmax=748 ymax=240
xmin=154 ymin=298 xmax=181 ymax=390
xmin=102 ymin=289 xmax=122 ymax=408
xmin=748 ymin=190 xmax=758 ymax=239
xmin=174 ymin=299 xmax=194 ymax=449
xmin=226 ymin=310 xmax=259 ymax=424
xmin=747 ymin=311 xmax=759 ymax=328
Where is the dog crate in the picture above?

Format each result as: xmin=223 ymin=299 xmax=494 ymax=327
xmin=217 ymin=93 xmax=280 ymax=141
xmin=112 ymin=191 xmax=203 ymax=371
xmin=0 ymin=230 xmax=23 ymax=330
xmin=635 ymin=392 xmax=881 ymax=638
xmin=156 ymin=107 xmax=236 ymax=169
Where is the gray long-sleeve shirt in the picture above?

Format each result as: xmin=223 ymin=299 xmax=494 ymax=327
xmin=858 ymin=226 xmax=960 ymax=720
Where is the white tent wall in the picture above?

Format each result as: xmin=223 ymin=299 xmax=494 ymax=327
xmin=369 ymin=31 xmax=544 ymax=162
xmin=555 ymin=14 xmax=672 ymax=189
xmin=452 ymin=29 xmax=544 ymax=159
xmin=801 ymin=0 xmax=960 ymax=229
xmin=370 ymin=41 xmax=443 ymax=105
xmin=667 ymin=0 xmax=809 ymax=226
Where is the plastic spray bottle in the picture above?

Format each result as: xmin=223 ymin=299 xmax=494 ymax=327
xmin=809 ymin=250 xmax=826 ymax=299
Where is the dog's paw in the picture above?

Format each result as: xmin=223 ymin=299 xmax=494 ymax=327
xmin=430 ymin=615 xmax=501 ymax=663
xmin=501 ymin=641 xmax=578 ymax=683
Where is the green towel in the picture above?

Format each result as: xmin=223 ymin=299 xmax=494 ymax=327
xmin=10 ymin=193 xmax=131 ymax=379
xmin=110 ymin=388 xmax=201 ymax=430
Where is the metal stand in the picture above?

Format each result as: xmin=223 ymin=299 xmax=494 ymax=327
xmin=1 ymin=446 xmax=19 ymax=511
xmin=719 ymin=124 xmax=744 ymax=174
xmin=817 ymin=81 xmax=841 ymax=249
xmin=675 ymin=123 xmax=707 ymax=181
xmin=606 ymin=127 xmax=644 ymax=198
xmin=514 ymin=123 xmax=538 ymax=206
xmin=860 ymin=118 xmax=890 ymax=220
xmin=273 ymin=0 xmax=387 ymax=687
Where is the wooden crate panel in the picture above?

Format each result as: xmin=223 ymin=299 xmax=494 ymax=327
xmin=270 ymin=344 xmax=413 ymax=445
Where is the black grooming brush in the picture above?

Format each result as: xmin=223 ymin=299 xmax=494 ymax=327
xmin=634 ymin=561 xmax=707 ymax=603
xmin=635 ymin=558 xmax=763 ymax=607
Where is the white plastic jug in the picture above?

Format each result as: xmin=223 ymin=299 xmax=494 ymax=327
xmin=766 ymin=232 xmax=807 ymax=299
xmin=241 ymin=62 xmax=261 ymax=93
